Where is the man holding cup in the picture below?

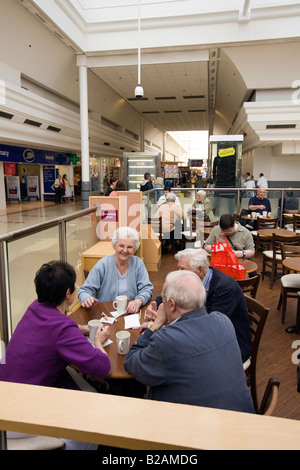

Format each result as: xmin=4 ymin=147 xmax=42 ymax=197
xmin=248 ymin=187 xmax=271 ymax=218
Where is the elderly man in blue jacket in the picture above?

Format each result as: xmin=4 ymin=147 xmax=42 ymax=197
xmin=124 ymin=270 xmax=254 ymax=413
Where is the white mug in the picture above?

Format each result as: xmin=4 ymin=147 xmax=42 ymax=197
xmin=251 ymin=212 xmax=256 ymax=218
xmin=116 ymin=330 xmax=130 ymax=355
xmin=88 ymin=319 xmax=101 ymax=344
xmin=263 ymin=211 xmax=267 ymax=217
xmin=113 ymin=295 xmax=127 ymax=313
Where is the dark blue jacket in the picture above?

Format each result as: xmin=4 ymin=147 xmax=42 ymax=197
xmin=124 ymin=308 xmax=254 ymax=413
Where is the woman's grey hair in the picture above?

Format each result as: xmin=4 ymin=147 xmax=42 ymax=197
xmin=197 ymin=190 xmax=206 ymax=197
xmin=175 ymin=248 xmax=210 ymax=273
xmin=163 ymin=270 xmax=206 ymax=310
xmin=166 ymin=192 xmax=176 ymax=202
xmin=112 ymin=227 xmax=140 ymax=251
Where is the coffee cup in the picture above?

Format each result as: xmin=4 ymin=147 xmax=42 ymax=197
xmin=88 ymin=319 xmax=101 ymax=344
xmin=116 ymin=330 xmax=130 ymax=355
xmin=251 ymin=212 xmax=256 ymax=218
xmin=263 ymin=211 xmax=267 ymax=217
xmin=113 ymin=295 xmax=127 ymax=313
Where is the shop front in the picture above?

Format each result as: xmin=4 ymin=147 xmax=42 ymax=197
xmin=0 ymin=144 xmax=73 ymax=208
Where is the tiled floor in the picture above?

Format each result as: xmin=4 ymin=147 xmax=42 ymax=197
xmin=0 ymin=200 xmax=83 ymax=235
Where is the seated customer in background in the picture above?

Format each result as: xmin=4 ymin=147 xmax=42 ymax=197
xmin=204 ymin=213 xmax=255 ymax=260
xmin=248 ymin=187 xmax=271 ymax=217
xmin=78 ymin=227 xmax=153 ymax=314
xmin=192 ymin=190 xmax=215 ymax=221
xmin=124 ymin=270 xmax=254 ymax=413
xmin=0 ymin=261 xmax=111 ymax=390
xmin=146 ymin=248 xmax=251 ymax=364
xmin=109 ymin=180 xmax=127 ymax=196
xmin=105 ymin=177 xmax=118 ymax=196
xmin=156 ymin=186 xmax=181 ymax=207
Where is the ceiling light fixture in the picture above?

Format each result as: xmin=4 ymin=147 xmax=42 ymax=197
xmin=134 ymin=0 xmax=144 ymax=100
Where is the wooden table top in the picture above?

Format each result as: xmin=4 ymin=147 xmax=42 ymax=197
xmin=282 ymin=257 xmax=300 ymax=272
xmin=257 ymin=228 xmax=297 ymax=237
xmin=237 ymin=258 xmax=258 ymax=274
xmin=69 ymin=300 xmax=143 ymax=379
xmin=242 ymin=215 xmax=269 ymax=221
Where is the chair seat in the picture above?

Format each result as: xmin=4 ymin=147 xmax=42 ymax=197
xmin=263 ymin=250 xmax=282 ymax=260
xmin=285 ymin=224 xmax=294 ymax=231
xmin=7 ymin=434 xmax=65 ymax=450
xmin=281 ymin=273 xmax=300 ymax=288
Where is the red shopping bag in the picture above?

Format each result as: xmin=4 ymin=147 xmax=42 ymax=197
xmin=210 ymin=233 xmax=247 ymax=280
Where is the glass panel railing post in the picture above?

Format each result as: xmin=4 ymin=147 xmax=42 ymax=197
xmin=59 ymin=221 xmax=67 ymax=262
xmin=0 ymin=240 xmax=11 ymax=346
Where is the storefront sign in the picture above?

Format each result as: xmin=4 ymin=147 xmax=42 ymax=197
xmin=4 ymin=162 xmax=17 ymax=176
xmin=27 ymin=176 xmax=39 ymax=199
xmin=101 ymin=210 xmax=118 ymax=222
xmin=0 ymin=144 xmax=71 ymax=165
xmin=43 ymin=166 xmax=56 ymax=194
xmin=6 ymin=176 xmax=20 ymax=201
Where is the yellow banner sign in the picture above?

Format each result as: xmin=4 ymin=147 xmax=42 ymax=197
xmin=218 ymin=147 xmax=236 ymax=157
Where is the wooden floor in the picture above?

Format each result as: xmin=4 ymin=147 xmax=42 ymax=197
xmin=149 ymin=251 xmax=300 ymax=421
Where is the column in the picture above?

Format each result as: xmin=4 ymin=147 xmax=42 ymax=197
xmin=77 ymin=55 xmax=90 ymax=209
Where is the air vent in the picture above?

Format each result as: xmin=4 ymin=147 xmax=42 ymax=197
xmin=120 ymin=146 xmax=125 ymax=150
xmin=188 ymin=109 xmax=206 ymax=113
xmin=183 ymin=95 xmax=205 ymax=99
xmin=0 ymin=111 xmax=14 ymax=119
xmin=103 ymin=142 xmax=110 ymax=146
xmin=24 ymin=119 xmax=42 ymax=127
xmin=127 ymin=97 xmax=148 ymax=101
xmin=34 ymin=13 xmax=47 ymax=23
xmin=164 ymin=110 xmax=182 ymax=113
xmin=47 ymin=125 xmax=61 ymax=133
xmin=266 ymin=124 xmax=296 ymax=129
xmin=155 ymin=96 xmax=176 ymax=100
xmin=142 ymin=111 xmax=159 ymax=114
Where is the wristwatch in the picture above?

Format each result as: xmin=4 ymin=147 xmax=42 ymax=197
xmin=148 ymin=322 xmax=156 ymax=332
xmin=135 ymin=297 xmax=143 ymax=304
xmin=242 ymin=250 xmax=246 ymax=258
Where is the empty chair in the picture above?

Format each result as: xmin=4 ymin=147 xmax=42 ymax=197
xmin=236 ymin=274 xmax=261 ymax=298
xmin=293 ymin=213 xmax=300 ymax=233
xmin=6 ymin=433 xmax=65 ymax=450
xmin=257 ymin=377 xmax=280 ymax=416
xmin=252 ymin=217 xmax=278 ymax=256
xmin=148 ymin=216 xmax=162 ymax=242
xmin=262 ymin=233 xmax=300 ymax=289
xmin=244 ymin=295 xmax=269 ymax=413
xmin=283 ymin=209 xmax=300 ymax=230
xmin=277 ymin=244 xmax=300 ymax=324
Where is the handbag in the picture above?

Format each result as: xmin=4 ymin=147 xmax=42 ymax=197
xmin=210 ymin=233 xmax=247 ymax=280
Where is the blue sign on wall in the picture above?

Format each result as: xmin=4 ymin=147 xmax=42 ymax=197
xmin=0 ymin=144 xmax=71 ymax=165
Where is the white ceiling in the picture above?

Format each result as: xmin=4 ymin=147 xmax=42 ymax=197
xmin=19 ymin=0 xmax=300 ymax=137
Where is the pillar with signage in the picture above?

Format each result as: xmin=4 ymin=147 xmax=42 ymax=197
xmin=208 ymin=135 xmax=243 ymax=188
xmin=208 ymin=135 xmax=243 ymax=216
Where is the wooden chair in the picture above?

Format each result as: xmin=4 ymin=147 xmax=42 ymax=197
xmin=148 ymin=216 xmax=162 ymax=242
xmin=277 ymin=244 xmax=300 ymax=323
xmin=236 ymin=273 xmax=261 ymax=298
xmin=293 ymin=213 xmax=300 ymax=233
xmin=262 ymin=233 xmax=300 ymax=289
xmin=283 ymin=209 xmax=300 ymax=230
xmin=244 ymin=295 xmax=269 ymax=413
xmin=253 ymin=217 xmax=279 ymax=256
xmin=84 ymin=269 xmax=90 ymax=280
xmin=257 ymin=377 xmax=280 ymax=415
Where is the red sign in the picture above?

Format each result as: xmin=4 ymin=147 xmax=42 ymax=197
xmin=101 ymin=210 xmax=118 ymax=222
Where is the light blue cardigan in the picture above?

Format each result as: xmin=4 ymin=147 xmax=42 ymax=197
xmin=78 ymin=254 xmax=153 ymax=305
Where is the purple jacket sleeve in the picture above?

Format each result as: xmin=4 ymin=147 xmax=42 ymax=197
xmin=56 ymin=323 xmax=111 ymax=378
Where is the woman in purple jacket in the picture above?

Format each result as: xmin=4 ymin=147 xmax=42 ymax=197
xmin=0 ymin=261 xmax=111 ymax=390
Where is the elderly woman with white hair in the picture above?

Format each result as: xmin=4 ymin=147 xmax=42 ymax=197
xmin=192 ymin=190 xmax=215 ymax=221
xmin=78 ymin=227 xmax=153 ymax=313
